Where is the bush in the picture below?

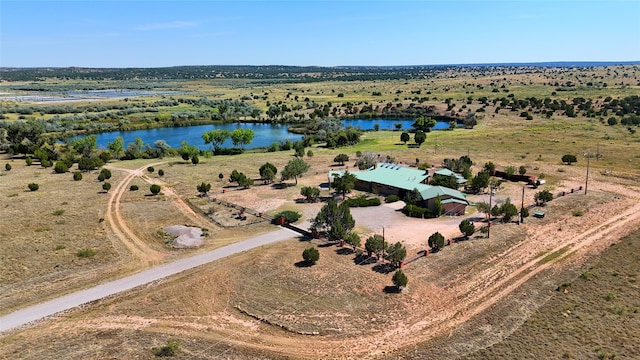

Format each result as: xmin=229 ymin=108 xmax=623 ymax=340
xmin=28 ymin=183 xmax=39 ymax=191
xmin=150 ymin=184 xmax=161 ymax=195
xmin=344 ymin=195 xmax=381 ymax=207
xmin=99 ymin=168 xmax=112 ymax=180
xmin=5 ymin=163 xmax=11 ymax=171
xmin=158 ymin=169 xmax=164 ymax=176
xmin=130 ymin=184 xmax=139 ymax=191
xmin=154 ymin=339 xmax=180 ymax=357
xmin=302 ymin=247 xmax=320 ymax=265
xmin=102 ymin=182 xmax=111 ymax=192
xmin=73 ymin=171 xmax=83 ymax=181
xmin=385 ymin=194 xmax=400 ymax=203
xmin=392 ymin=270 xmax=408 ymax=289
xmin=53 ymin=161 xmax=68 ymax=174
xmin=77 ymin=248 xmax=96 ymax=258
xmin=147 ymin=166 xmax=155 ymax=173
xmin=402 ymin=204 xmax=433 ymax=218
xmin=25 ymin=157 xmax=33 ymax=166
xmin=272 ymin=210 xmax=301 ymax=224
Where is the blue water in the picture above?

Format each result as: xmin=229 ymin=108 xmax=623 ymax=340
xmin=341 ymin=119 xmax=453 ymax=130
xmin=87 ymin=123 xmax=303 ymax=150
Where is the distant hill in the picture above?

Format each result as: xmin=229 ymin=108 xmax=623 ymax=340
xmin=1 ymin=62 xmax=638 ymax=82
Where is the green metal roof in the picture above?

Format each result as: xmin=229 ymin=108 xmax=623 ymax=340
xmin=418 ymin=185 xmax=468 ymax=204
xmin=434 ymin=168 xmax=467 ymax=184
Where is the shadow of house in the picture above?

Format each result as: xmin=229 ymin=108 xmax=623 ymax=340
xmin=329 ymin=162 xmax=468 ymax=216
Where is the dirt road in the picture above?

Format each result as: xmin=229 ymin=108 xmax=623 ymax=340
xmin=0 ymin=227 xmax=299 ymax=333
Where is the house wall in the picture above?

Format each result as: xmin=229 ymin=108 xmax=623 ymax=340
xmin=424 ymin=196 xmax=467 ymax=216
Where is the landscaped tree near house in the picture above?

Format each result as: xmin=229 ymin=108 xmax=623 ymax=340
xmin=501 ymin=200 xmax=518 ymax=222
xmin=281 ymin=158 xmax=310 ymax=185
xmin=365 ymin=234 xmax=386 ymax=259
xmin=311 ymin=199 xmax=355 ymax=241
xmin=343 ymin=232 xmax=361 ymax=251
xmin=392 ymin=270 xmax=408 ymax=291
xmin=385 ymin=242 xmax=407 ymax=267
xmin=483 ymin=161 xmax=496 ymax=174
xmin=197 ymin=182 xmax=212 ymax=196
xmin=302 ymin=247 xmax=320 ymax=265
xmin=475 ymin=201 xmax=491 ymax=219
xmin=428 ymin=232 xmax=445 ymax=252
xmin=562 ymin=154 xmax=577 ymax=165
xmin=333 ymin=153 xmax=349 ymax=166
xmin=331 ymin=170 xmax=357 ymax=199
xmin=470 ymin=170 xmax=490 ymax=193
xmin=300 ymin=186 xmax=320 ymax=202
xmin=459 ymin=219 xmax=475 ymax=238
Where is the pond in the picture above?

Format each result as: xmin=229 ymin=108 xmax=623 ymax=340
xmin=341 ymin=118 xmax=454 ymax=130
xmin=87 ymin=123 xmax=303 ymax=151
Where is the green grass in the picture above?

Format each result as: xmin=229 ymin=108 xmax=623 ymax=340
xmin=538 ymin=245 xmax=571 ymax=265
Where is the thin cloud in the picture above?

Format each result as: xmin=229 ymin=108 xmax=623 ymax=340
xmin=135 ymin=21 xmax=198 ymax=31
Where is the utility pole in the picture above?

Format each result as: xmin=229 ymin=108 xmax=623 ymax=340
xmin=585 ymin=150 xmax=590 ymax=195
xmin=520 ymin=185 xmax=525 ymax=224
xmin=488 ymin=184 xmax=493 ymax=238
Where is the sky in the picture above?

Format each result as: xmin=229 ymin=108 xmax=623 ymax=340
xmin=1 ymin=0 xmax=639 ymax=68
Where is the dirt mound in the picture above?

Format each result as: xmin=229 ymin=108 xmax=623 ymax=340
xmin=163 ymin=225 xmax=204 ymax=248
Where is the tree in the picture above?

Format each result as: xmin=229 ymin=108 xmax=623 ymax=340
xmin=385 ymin=242 xmax=407 ymax=267
xmin=392 ymin=270 xmax=408 ymax=290
xmin=403 ymin=188 xmax=423 ymax=206
xmin=153 ymin=140 xmax=171 ymax=158
xmin=71 ymin=135 xmax=97 ymax=157
xmin=158 ymin=169 xmax=164 ymax=176
xmin=25 ymin=157 xmax=33 ymax=166
xmin=191 ymin=154 xmax=200 ymax=165
xmin=179 ymin=141 xmax=199 ymax=162
xmin=147 ymin=166 xmax=155 ymax=173
xmin=501 ymin=202 xmax=518 ymax=222
xmin=412 ymin=116 xmax=437 ymax=132
xmin=202 ymin=129 xmax=230 ymax=150
xmin=107 ymin=136 xmax=124 ymax=159
xmin=365 ymin=234 xmax=386 ymax=258
xmin=98 ymin=168 xmax=112 ymax=181
xmin=505 ymin=166 xmax=516 ymax=178
xmin=28 ymin=183 xmax=39 ymax=191
xmin=470 ymin=171 xmax=490 ymax=193
xmin=428 ymin=232 xmax=445 ymax=252
xmin=302 ymin=247 xmax=320 ymax=265
xmin=73 ymin=171 xmax=83 ymax=181
xmin=331 ymin=170 xmax=357 ymax=199
xmin=281 ymin=158 xmax=310 ymax=185
xmin=311 ymin=199 xmax=355 ymax=241
xmin=197 ymin=182 xmax=212 ymax=196
xmin=334 ymin=153 xmax=349 ymax=166
xmin=150 ymin=184 xmax=161 ymax=195
xmin=475 ymin=201 xmax=490 ymax=219
xmin=230 ymin=128 xmax=254 ymax=149
xmin=54 ymin=161 xmax=69 ymax=174
xmin=483 ymin=161 xmax=496 ymax=174
xmin=259 ymin=162 xmax=278 ymax=183
xmin=519 ymin=165 xmax=527 ymax=176
xmin=293 ymin=141 xmax=305 ymax=157
xmin=343 ymin=232 xmax=361 ymax=251
xmin=400 ymin=132 xmax=410 ymax=144
xmin=414 ymin=130 xmax=426 ymax=146
xmin=459 ymin=219 xmax=475 ymax=238
xmin=534 ymin=189 xmax=554 ymax=204
xmin=561 ymin=154 xmax=577 ymax=165
xmin=102 ymin=182 xmax=111 ymax=192
xmin=354 ymin=151 xmax=377 ymax=170
xmin=300 ymin=186 xmax=320 ymax=202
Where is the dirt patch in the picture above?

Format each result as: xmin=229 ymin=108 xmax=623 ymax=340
xmin=163 ymin=225 xmax=204 ymax=248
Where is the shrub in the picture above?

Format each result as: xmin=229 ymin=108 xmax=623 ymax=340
xmin=272 ymin=210 xmax=301 ymax=224
xmin=302 ymin=247 xmax=320 ymax=265
xmin=53 ymin=161 xmax=68 ymax=173
xmin=572 ymin=210 xmax=584 ymax=217
xmin=73 ymin=171 xmax=83 ymax=181
xmin=26 ymin=157 xmax=33 ymax=166
xmin=150 ymin=184 xmax=161 ymax=195
xmin=154 ymin=339 xmax=180 ymax=357
xmin=392 ymin=270 xmax=408 ymax=289
xmin=52 ymin=209 xmax=65 ymax=216
xmin=130 ymin=184 xmax=139 ymax=191
xmin=385 ymin=194 xmax=400 ymax=203
xmin=99 ymin=168 xmax=112 ymax=180
xmin=147 ymin=166 xmax=155 ymax=173
xmin=102 ymin=182 xmax=111 ymax=192
xmin=5 ymin=163 xmax=11 ymax=171
xmin=28 ymin=183 xmax=39 ymax=191
xmin=402 ymin=204 xmax=433 ymax=218
xmin=344 ymin=195 xmax=381 ymax=207
xmin=77 ymin=248 xmax=96 ymax=258
xmin=158 ymin=169 xmax=164 ymax=176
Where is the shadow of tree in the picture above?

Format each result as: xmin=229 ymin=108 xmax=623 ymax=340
xmin=354 ymin=254 xmax=376 ymax=266
xmin=335 ymin=247 xmax=354 ymax=255
xmin=372 ymin=263 xmax=396 ymax=274
xmin=383 ymin=285 xmax=402 ymax=294
xmin=294 ymin=260 xmax=314 ymax=268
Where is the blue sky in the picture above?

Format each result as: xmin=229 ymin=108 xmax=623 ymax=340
xmin=1 ymin=0 xmax=639 ymax=67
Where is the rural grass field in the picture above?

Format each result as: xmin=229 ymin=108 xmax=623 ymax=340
xmin=1 ymin=65 xmax=639 ymax=358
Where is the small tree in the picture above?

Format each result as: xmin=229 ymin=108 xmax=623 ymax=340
xmin=428 ymin=232 xmax=445 ymax=252
xmin=483 ymin=161 xmax=496 ymax=174
xmin=130 ymin=185 xmax=139 ymax=191
xmin=218 ymin=173 xmax=224 ymax=181
xmin=300 ymin=186 xmax=320 ymax=202
xmin=501 ymin=199 xmax=518 ymax=223
xmin=534 ymin=189 xmax=554 ymax=205
xmin=5 ymin=163 xmax=11 ymax=171
xmin=475 ymin=201 xmax=491 ymax=219
xmin=73 ymin=171 xmax=83 ymax=181
xmin=99 ymin=168 xmax=112 ymax=180
xmin=400 ymin=132 xmax=410 ymax=144
xmin=365 ymin=234 xmax=386 ymax=259
xmin=102 ymin=182 xmax=111 ymax=192
xmin=25 ymin=157 xmax=33 ymax=166
xmin=385 ymin=242 xmax=407 ymax=268
xmin=191 ymin=154 xmax=200 ymax=165
xmin=302 ymin=247 xmax=320 ymax=265
xmin=54 ymin=161 xmax=69 ymax=174
xmin=154 ymin=339 xmax=180 ymax=357
xmin=259 ymin=162 xmax=277 ymax=183
xmin=197 ymin=182 xmax=212 ymax=196
xmin=414 ymin=130 xmax=426 ymax=147
xmin=518 ymin=165 xmax=527 ymax=176
xmin=343 ymin=232 xmax=361 ymax=251
xmin=158 ymin=169 xmax=164 ymax=176
xmin=28 ymin=183 xmax=39 ymax=191
xmin=392 ymin=270 xmax=408 ymax=291
xmin=459 ymin=219 xmax=475 ymax=238
xmin=331 ymin=170 xmax=357 ymax=199
xmin=147 ymin=166 xmax=155 ymax=173
xmin=333 ymin=153 xmax=349 ymax=166
xmin=561 ymin=154 xmax=577 ymax=165
xmin=150 ymin=184 xmax=161 ymax=195
xmin=281 ymin=158 xmax=310 ymax=185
